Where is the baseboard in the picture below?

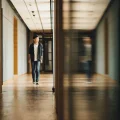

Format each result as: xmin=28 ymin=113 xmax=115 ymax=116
xmin=96 ymin=73 xmax=114 ymax=81
xmin=3 ymin=73 xmax=27 ymax=82
xmin=19 ymin=73 xmax=27 ymax=76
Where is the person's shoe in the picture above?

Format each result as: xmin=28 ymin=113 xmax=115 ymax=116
xmin=33 ymin=82 xmax=36 ymax=84
xmin=36 ymin=82 xmax=39 ymax=85
xmin=87 ymin=81 xmax=92 ymax=84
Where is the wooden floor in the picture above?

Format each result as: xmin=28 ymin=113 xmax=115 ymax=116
xmin=0 ymin=74 xmax=119 ymax=120
xmin=1 ymin=74 xmax=56 ymax=120
xmin=63 ymin=74 xmax=120 ymax=120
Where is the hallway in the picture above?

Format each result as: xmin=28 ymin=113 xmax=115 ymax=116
xmin=0 ymin=74 xmax=120 ymax=120
xmin=0 ymin=0 xmax=120 ymax=119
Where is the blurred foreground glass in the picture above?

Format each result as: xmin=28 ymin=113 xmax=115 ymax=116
xmin=62 ymin=0 xmax=95 ymax=120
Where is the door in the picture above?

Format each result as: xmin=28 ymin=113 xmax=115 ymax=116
xmin=44 ymin=38 xmax=53 ymax=72
xmin=13 ymin=17 xmax=18 ymax=75
xmin=39 ymin=34 xmax=53 ymax=72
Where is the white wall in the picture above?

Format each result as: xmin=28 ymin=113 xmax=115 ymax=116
xmin=18 ymin=21 xmax=27 ymax=75
xmin=96 ymin=20 xmax=105 ymax=75
xmin=2 ymin=0 xmax=27 ymax=81
xmin=95 ymin=0 xmax=119 ymax=81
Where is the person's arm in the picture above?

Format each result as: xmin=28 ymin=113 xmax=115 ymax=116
xmin=41 ymin=43 xmax=43 ymax=56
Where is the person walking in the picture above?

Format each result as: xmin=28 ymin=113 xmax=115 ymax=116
xmin=29 ymin=34 xmax=43 ymax=85
xmin=83 ymin=37 xmax=92 ymax=83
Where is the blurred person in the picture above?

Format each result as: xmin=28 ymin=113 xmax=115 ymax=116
xmin=83 ymin=37 xmax=92 ymax=83
xmin=28 ymin=34 xmax=43 ymax=85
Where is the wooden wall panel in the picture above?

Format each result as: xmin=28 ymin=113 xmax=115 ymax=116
xmin=13 ymin=17 xmax=18 ymax=74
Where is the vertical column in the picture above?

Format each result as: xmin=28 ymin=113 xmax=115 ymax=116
xmin=118 ymin=0 xmax=120 ymax=84
xmin=0 ymin=0 xmax=2 ymax=92
xmin=54 ymin=0 xmax=64 ymax=119
xmin=27 ymin=29 xmax=30 ymax=73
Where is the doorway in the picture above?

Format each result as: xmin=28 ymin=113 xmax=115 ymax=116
xmin=44 ymin=37 xmax=53 ymax=72
xmin=39 ymin=34 xmax=53 ymax=73
xmin=13 ymin=17 xmax=18 ymax=75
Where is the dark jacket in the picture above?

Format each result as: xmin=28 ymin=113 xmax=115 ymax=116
xmin=29 ymin=43 xmax=43 ymax=62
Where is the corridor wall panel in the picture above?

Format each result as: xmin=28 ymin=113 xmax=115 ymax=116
xmin=96 ymin=20 xmax=105 ymax=75
xmin=107 ymin=0 xmax=119 ymax=81
xmin=18 ymin=19 xmax=27 ymax=75
xmin=2 ymin=0 xmax=27 ymax=81
xmin=95 ymin=0 xmax=119 ymax=81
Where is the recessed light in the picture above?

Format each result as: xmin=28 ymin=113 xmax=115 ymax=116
xmin=32 ymin=11 xmax=34 ymax=13
xmin=90 ymin=11 xmax=94 ymax=13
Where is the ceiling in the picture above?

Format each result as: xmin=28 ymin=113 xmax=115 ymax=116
xmin=10 ymin=0 xmax=54 ymax=31
xmin=63 ymin=0 xmax=111 ymax=30
xmin=10 ymin=0 xmax=110 ymax=31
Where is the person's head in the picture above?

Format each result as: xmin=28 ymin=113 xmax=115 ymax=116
xmin=33 ymin=35 xmax=39 ymax=44
xmin=83 ymin=37 xmax=91 ymax=44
